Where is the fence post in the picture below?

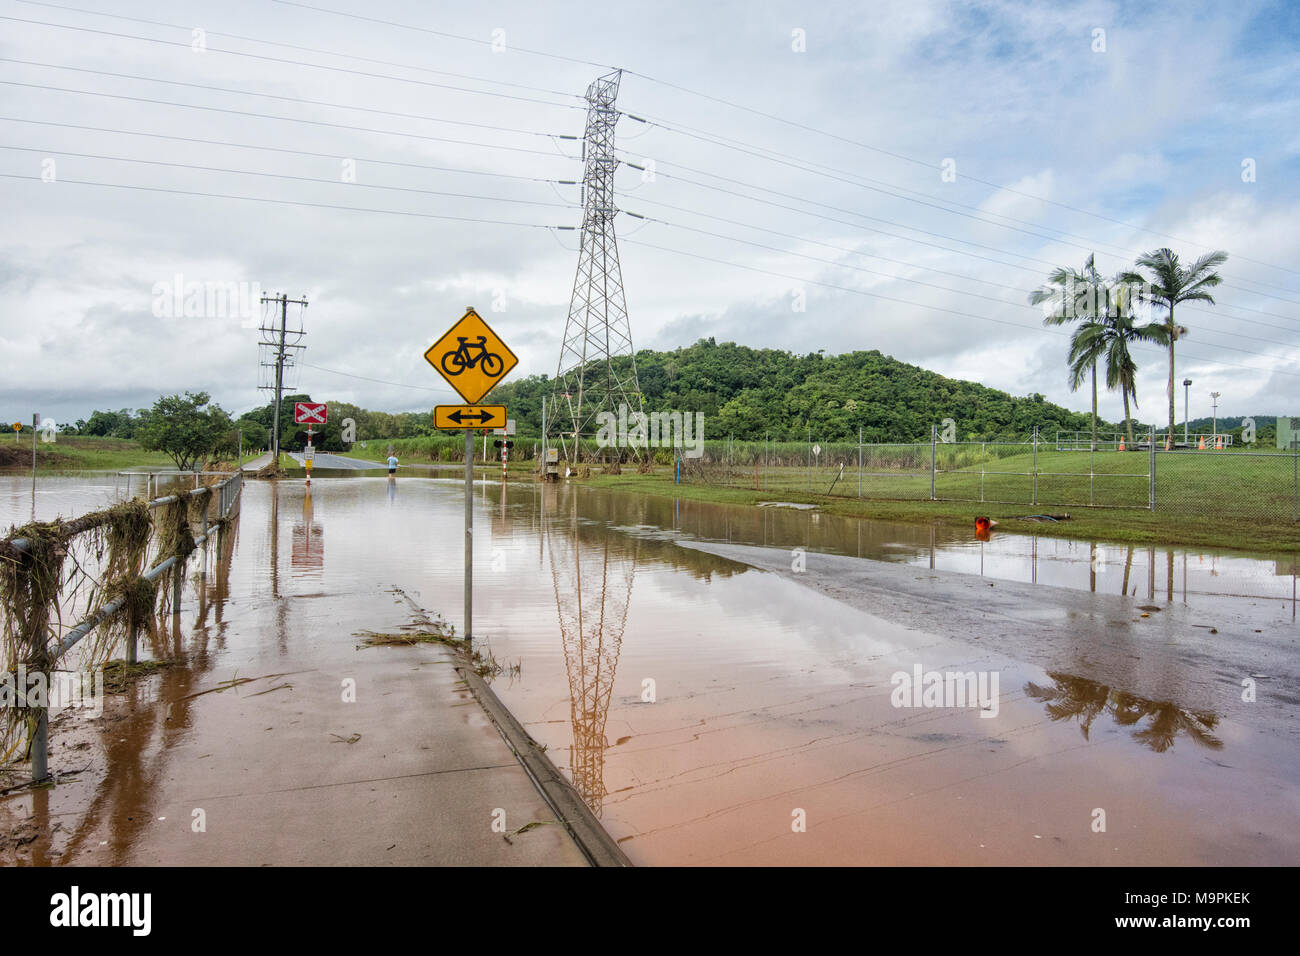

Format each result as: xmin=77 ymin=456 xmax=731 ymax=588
xmin=807 ymin=425 xmax=811 ymax=493
xmin=1090 ymin=439 xmax=1095 ymax=507
xmin=172 ymin=551 xmax=183 ymax=618
xmin=858 ymin=427 xmax=862 ymax=498
xmin=980 ymin=441 xmax=986 ymax=503
xmin=930 ymin=425 xmax=937 ymax=500
xmin=1149 ymin=428 xmax=1157 ymax=511
xmin=1032 ymin=426 xmax=1039 ymax=506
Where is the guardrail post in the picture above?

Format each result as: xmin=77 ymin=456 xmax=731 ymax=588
xmin=126 ymin=611 xmax=138 ymax=665
xmin=172 ymin=559 xmax=183 ymax=618
xmin=30 ymin=708 xmax=48 ymax=781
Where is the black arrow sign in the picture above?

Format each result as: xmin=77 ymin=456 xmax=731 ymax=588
xmin=448 ymin=409 xmax=497 ymax=425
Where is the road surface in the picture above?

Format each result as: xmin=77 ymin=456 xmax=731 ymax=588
xmin=288 ymin=451 xmax=387 ymax=470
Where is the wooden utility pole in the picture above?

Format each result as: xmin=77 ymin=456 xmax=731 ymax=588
xmin=259 ymin=292 xmax=308 ymax=464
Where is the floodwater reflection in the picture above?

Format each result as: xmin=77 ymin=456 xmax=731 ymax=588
xmin=1024 ymin=671 xmax=1223 ymax=753
xmin=292 ymin=486 xmax=324 ymax=573
xmin=544 ymin=483 xmax=636 ymax=816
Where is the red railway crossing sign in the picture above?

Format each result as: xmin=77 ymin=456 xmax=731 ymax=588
xmin=294 ymin=402 xmax=327 ymax=425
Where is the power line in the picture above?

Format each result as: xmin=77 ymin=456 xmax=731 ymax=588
xmin=267 ymin=0 xmax=614 ymax=70
xmin=0 ymin=14 xmax=584 ymax=110
xmin=258 ymin=0 xmax=1300 ymax=285
xmin=0 ymin=172 xmax=577 ymax=230
xmin=0 ymin=116 xmax=579 ymax=185
xmin=625 ymin=112 xmax=1300 ymax=304
xmin=242 ymin=0 xmax=1300 ymax=290
xmin=21 ymin=3 xmax=1287 ymax=311
xmin=0 ymin=80 xmax=580 ymax=160
xmin=618 ymin=94 xmax=1300 ymax=284
xmin=621 ymin=238 xmax=1300 ymax=380
xmin=622 ymin=121 xmax=1300 ymax=306
xmin=299 ymin=362 xmax=457 ymax=395
xmin=14 ymin=0 xmax=586 ymax=101
xmin=0 ymin=144 xmax=578 ymax=210
xmin=0 ymin=57 xmax=577 ymax=141
xmin=619 ymin=159 xmax=1300 ymax=328
xmin=633 ymin=214 xmax=1295 ymax=354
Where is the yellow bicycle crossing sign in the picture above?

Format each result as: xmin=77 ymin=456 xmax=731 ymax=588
xmin=425 ymin=307 xmax=518 ymax=404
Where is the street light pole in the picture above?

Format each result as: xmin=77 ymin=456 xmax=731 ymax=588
xmin=1210 ymin=391 xmax=1221 ymax=448
xmin=1183 ymin=378 xmax=1191 ymax=446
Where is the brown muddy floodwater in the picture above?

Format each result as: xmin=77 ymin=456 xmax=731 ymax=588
xmin=3 ymin=473 xmax=1299 ymax=866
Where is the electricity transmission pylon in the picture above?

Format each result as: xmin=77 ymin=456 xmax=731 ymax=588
xmin=550 ymin=69 xmax=642 ymax=462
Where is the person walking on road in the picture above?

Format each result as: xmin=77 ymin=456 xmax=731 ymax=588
xmin=387 ymin=453 xmax=398 ymax=476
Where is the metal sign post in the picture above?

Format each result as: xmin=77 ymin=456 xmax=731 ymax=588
xmin=427 ymin=307 xmax=518 ymax=649
xmin=304 ymin=424 xmax=314 ymax=483
xmin=465 ymin=430 xmax=473 ymax=644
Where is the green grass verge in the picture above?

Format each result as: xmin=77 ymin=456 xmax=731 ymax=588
xmin=0 ymin=436 xmax=267 ymax=473
xmin=575 ymin=456 xmax=1299 ymax=555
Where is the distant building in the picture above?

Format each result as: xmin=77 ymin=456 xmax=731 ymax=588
xmin=1279 ymin=417 xmax=1299 ymax=450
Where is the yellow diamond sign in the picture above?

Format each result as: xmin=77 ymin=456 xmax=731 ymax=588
xmin=425 ymin=308 xmax=518 ymax=404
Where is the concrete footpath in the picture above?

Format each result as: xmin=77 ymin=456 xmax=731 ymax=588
xmin=53 ymin=640 xmax=590 ymax=866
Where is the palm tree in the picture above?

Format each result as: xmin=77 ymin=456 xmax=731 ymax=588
xmin=1030 ymin=254 xmax=1107 ymax=448
xmin=1067 ymin=302 xmax=1168 ymax=446
xmin=1120 ymin=248 xmax=1229 ymax=444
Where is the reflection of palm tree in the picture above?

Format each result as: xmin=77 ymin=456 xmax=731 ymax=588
xmin=546 ymin=486 xmax=636 ymax=815
xmin=1025 ymin=671 xmax=1222 ymax=753
xmin=1026 ymin=675 xmax=1111 ymax=740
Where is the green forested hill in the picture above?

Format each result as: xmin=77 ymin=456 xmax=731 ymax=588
xmin=491 ymin=338 xmax=1100 ymax=442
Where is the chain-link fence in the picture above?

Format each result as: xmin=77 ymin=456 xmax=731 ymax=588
xmin=677 ymin=428 xmax=1300 ymax=519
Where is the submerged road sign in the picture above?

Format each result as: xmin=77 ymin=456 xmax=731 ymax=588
xmin=435 ymin=405 xmax=507 ymax=429
xmin=294 ymin=402 xmax=328 ymax=424
xmin=425 ymin=308 xmax=518 ymax=404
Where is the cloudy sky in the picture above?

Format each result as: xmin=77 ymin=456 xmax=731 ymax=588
xmin=2 ymin=0 xmax=1298 ymax=429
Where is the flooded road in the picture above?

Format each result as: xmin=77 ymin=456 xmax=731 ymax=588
xmin=3 ymin=474 xmax=1298 ymax=865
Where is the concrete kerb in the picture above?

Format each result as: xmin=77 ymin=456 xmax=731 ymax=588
xmin=456 ymin=665 xmax=632 ymax=868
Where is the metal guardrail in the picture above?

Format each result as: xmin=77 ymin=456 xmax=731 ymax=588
xmin=7 ymin=470 xmax=244 ymax=781
xmin=116 ymin=469 xmax=236 ymax=500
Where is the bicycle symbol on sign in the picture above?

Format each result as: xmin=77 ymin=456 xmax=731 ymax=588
xmin=440 ymin=336 xmax=504 ymax=377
